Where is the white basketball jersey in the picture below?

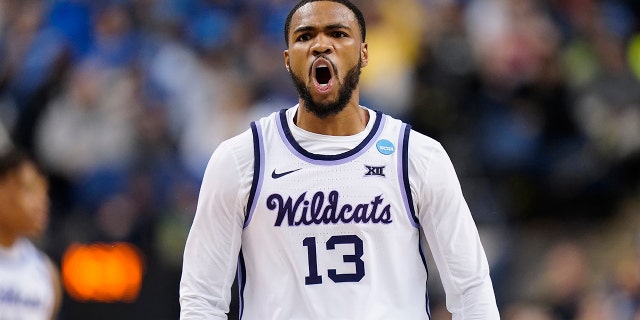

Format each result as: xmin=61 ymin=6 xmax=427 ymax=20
xmin=0 ymin=239 xmax=55 ymax=320
xmin=239 ymin=109 xmax=429 ymax=319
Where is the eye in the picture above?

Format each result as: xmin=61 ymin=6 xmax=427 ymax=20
xmin=296 ymin=33 xmax=312 ymax=42
xmin=332 ymin=31 xmax=348 ymax=38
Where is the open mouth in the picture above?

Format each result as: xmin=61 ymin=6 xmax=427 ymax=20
xmin=311 ymin=58 xmax=334 ymax=92
xmin=316 ymin=66 xmax=331 ymax=84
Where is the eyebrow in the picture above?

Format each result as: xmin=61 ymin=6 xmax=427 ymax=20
xmin=293 ymin=23 xmax=352 ymax=35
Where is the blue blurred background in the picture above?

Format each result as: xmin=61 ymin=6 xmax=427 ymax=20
xmin=1 ymin=0 xmax=639 ymax=319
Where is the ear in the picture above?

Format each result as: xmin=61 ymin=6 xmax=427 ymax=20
xmin=284 ymin=50 xmax=291 ymax=72
xmin=360 ymin=42 xmax=369 ymax=68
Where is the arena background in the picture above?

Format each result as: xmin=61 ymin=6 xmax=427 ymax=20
xmin=1 ymin=0 xmax=639 ymax=319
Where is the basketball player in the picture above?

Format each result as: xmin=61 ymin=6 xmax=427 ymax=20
xmin=180 ymin=0 xmax=500 ymax=318
xmin=0 ymin=147 xmax=62 ymax=319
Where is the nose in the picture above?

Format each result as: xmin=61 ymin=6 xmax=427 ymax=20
xmin=311 ymin=34 xmax=333 ymax=56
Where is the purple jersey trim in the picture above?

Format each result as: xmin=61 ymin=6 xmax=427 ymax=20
xmin=245 ymin=121 xmax=265 ymax=228
xmin=275 ymin=109 xmax=386 ymax=165
xmin=398 ymin=123 xmax=420 ymax=228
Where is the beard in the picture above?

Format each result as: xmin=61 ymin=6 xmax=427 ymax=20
xmin=289 ymin=57 xmax=362 ymax=119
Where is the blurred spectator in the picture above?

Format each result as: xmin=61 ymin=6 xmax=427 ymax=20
xmin=538 ymin=241 xmax=590 ymax=319
xmin=358 ymin=0 xmax=425 ymax=118
xmin=0 ymin=0 xmax=71 ymax=152
xmin=34 ymin=60 xmax=139 ymax=211
xmin=0 ymin=146 xmax=62 ymax=319
xmin=572 ymin=30 xmax=640 ymax=163
xmin=502 ymin=303 xmax=553 ymax=320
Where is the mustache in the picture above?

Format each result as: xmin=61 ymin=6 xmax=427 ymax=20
xmin=309 ymin=54 xmax=338 ymax=77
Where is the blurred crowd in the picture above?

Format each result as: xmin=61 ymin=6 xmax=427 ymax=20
xmin=0 ymin=0 xmax=639 ymax=319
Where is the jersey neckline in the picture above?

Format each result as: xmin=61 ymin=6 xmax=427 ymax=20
xmin=276 ymin=107 xmax=385 ymax=165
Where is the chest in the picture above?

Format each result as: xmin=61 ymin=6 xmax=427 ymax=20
xmin=0 ymin=249 xmax=53 ymax=319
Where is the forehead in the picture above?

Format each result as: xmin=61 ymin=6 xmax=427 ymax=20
xmin=290 ymin=1 xmax=358 ymax=32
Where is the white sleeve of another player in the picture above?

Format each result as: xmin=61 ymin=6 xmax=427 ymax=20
xmin=180 ymin=131 xmax=253 ymax=319
xmin=409 ymin=132 xmax=500 ymax=320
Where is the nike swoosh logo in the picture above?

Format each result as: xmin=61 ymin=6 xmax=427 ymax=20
xmin=271 ymin=168 xmax=302 ymax=179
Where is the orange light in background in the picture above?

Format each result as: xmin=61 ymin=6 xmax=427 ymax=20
xmin=62 ymin=242 xmax=145 ymax=303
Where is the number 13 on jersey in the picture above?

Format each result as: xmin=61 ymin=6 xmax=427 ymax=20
xmin=302 ymin=235 xmax=365 ymax=285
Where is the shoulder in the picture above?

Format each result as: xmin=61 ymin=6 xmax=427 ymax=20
xmin=14 ymin=238 xmax=45 ymax=259
xmin=18 ymin=239 xmax=51 ymax=267
xmin=405 ymin=128 xmax=452 ymax=177
xmin=407 ymin=129 xmax=446 ymax=156
xmin=202 ymin=109 xmax=282 ymax=184
xmin=13 ymin=239 xmax=57 ymax=283
xmin=373 ymin=112 xmax=448 ymax=167
xmin=376 ymin=112 xmax=442 ymax=152
xmin=216 ymin=129 xmax=254 ymax=159
xmin=217 ymin=109 xmax=282 ymax=154
xmin=213 ymin=109 xmax=281 ymax=165
xmin=203 ymin=129 xmax=254 ymax=185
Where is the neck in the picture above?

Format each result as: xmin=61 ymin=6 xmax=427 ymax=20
xmin=295 ymin=101 xmax=369 ymax=136
xmin=0 ymin=230 xmax=18 ymax=248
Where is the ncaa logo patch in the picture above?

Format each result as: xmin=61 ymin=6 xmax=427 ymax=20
xmin=376 ymin=139 xmax=395 ymax=155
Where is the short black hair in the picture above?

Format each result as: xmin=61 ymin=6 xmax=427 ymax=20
xmin=284 ymin=0 xmax=366 ymax=47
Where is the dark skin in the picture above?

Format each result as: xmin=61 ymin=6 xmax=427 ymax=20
xmin=0 ymin=159 xmax=61 ymax=320
xmin=0 ymin=161 xmax=49 ymax=247
xmin=284 ymin=1 xmax=370 ymax=136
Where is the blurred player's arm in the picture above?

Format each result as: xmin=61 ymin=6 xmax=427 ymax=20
xmin=47 ymin=257 xmax=62 ymax=320
xmin=180 ymin=132 xmax=253 ymax=319
xmin=410 ymin=132 xmax=500 ymax=319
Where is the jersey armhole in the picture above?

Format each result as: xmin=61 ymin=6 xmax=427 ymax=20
xmin=244 ymin=121 xmax=263 ymax=228
xmin=400 ymin=124 xmax=420 ymax=227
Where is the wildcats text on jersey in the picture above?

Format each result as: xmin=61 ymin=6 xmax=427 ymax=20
xmin=266 ymin=190 xmax=392 ymax=226
xmin=0 ymin=287 xmax=43 ymax=308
